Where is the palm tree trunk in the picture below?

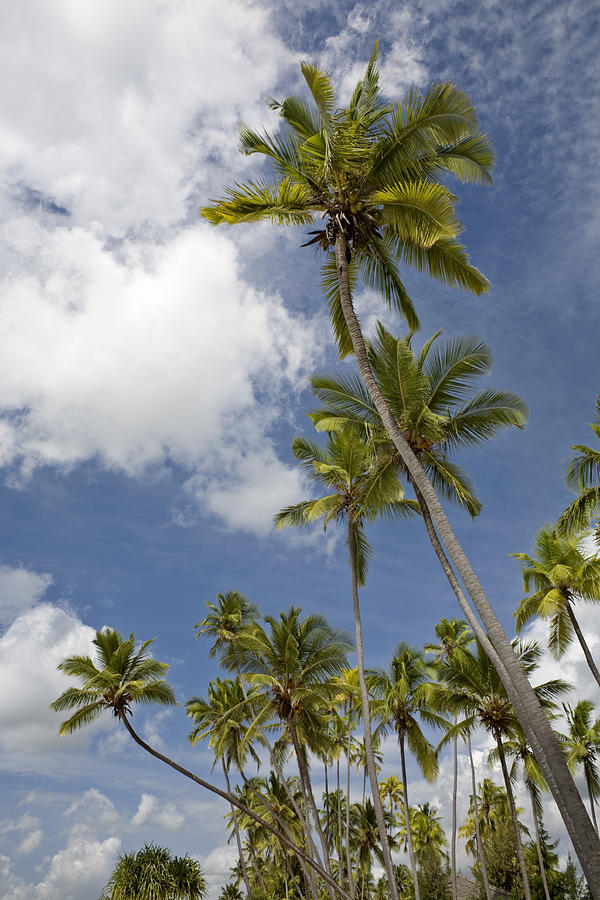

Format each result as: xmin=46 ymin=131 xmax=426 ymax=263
xmin=399 ymin=733 xmax=420 ymax=900
xmin=346 ymin=714 xmax=355 ymax=900
xmin=334 ymin=230 xmax=600 ymax=894
xmin=222 ymin=760 xmax=253 ymax=900
xmin=585 ymin=771 xmax=599 ymax=834
xmin=287 ymin=716 xmax=336 ymax=895
xmin=529 ymin=784 xmax=551 ymax=900
xmin=337 ymin=757 xmax=344 ymax=882
xmin=119 ymin=714 xmax=352 ymax=900
xmin=467 ymin=734 xmax=493 ymax=900
xmin=325 ymin=758 xmax=331 ymax=850
xmin=566 ymin=601 xmax=600 ymax=689
xmin=451 ymin=726 xmax=458 ymax=900
xmin=495 ymin=732 xmax=532 ymax=900
xmin=347 ymin=514 xmax=400 ymax=900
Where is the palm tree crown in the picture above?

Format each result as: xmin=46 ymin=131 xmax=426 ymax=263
xmin=201 ymin=44 xmax=493 ymax=353
xmin=558 ymin=395 xmax=600 ymax=542
xmin=309 ymin=324 xmax=527 ymax=516
xmin=51 ymin=628 xmax=176 ymax=733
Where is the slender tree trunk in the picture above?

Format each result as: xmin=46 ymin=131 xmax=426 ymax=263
xmin=467 ymin=734 xmax=493 ymax=900
xmin=325 ymin=759 xmax=331 ymax=850
xmin=585 ymin=771 xmax=599 ymax=834
xmin=451 ymin=725 xmax=458 ymax=900
xmin=495 ymin=732 xmax=532 ymax=900
xmin=529 ymin=784 xmax=551 ymax=900
xmin=334 ymin=231 xmax=600 ymax=894
xmin=119 ymin=715 xmax=352 ymax=900
xmin=566 ymin=601 xmax=600 ymax=689
xmin=337 ymin=757 xmax=344 ymax=882
xmin=346 ymin=713 xmax=355 ymax=900
xmin=399 ymin=733 xmax=420 ymax=900
xmin=246 ymin=835 xmax=267 ymax=894
xmin=288 ymin=716 xmax=336 ymax=897
xmin=347 ymin=514 xmax=400 ymax=900
xmin=222 ymin=761 xmax=253 ymax=900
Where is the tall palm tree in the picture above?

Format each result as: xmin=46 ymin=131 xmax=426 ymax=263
xmin=200 ymin=48 xmax=600 ymax=884
xmin=561 ymin=700 xmax=600 ymax=834
xmin=100 ymin=843 xmax=207 ymax=900
xmin=369 ymin=643 xmax=442 ymax=900
xmin=425 ymin=618 xmax=474 ymax=900
xmin=275 ymin=428 xmax=418 ymax=900
xmin=195 ymin=590 xmax=260 ymax=662
xmin=489 ymin=724 xmax=554 ymax=900
xmin=52 ymin=628 xmax=352 ymax=900
xmin=441 ymin=640 xmax=569 ymax=900
xmin=187 ymin=677 xmax=262 ymax=899
xmin=558 ymin=395 xmax=600 ymax=543
xmin=513 ymin=526 xmax=600 ymax=688
xmin=379 ymin=774 xmax=403 ymax=815
xmin=233 ymin=607 xmax=353 ymax=891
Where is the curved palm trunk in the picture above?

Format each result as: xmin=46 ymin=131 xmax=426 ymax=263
xmin=337 ymin=757 xmax=344 ymax=881
xmin=347 ymin=514 xmax=400 ymax=900
xmin=325 ymin=759 xmax=331 ymax=850
xmin=585 ymin=770 xmax=599 ymax=834
xmin=494 ymin=732 xmax=532 ymax=900
xmin=566 ymin=601 xmax=600 ymax=690
xmin=399 ymin=733 xmax=420 ymax=900
xmin=222 ymin=761 xmax=253 ymax=900
xmin=529 ymin=784 xmax=551 ymax=900
xmin=467 ymin=733 xmax=493 ymax=900
xmin=334 ymin=232 xmax=600 ymax=894
xmin=451 ymin=726 xmax=458 ymax=900
xmin=120 ymin=714 xmax=352 ymax=900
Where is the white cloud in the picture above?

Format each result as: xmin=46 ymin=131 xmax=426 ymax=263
xmin=0 ymin=603 xmax=98 ymax=770
xmin=64 ymin=788 xmax=119 ymax=827
xmin=16 ymin=828 xmax=43 ymax=856
xmin=198 ymin=843 xmax=237 ymax=900
xmin=34 ymin=834 xmax=120 ymax=900
xmin=0 ymin=565 xmax=52 ymax=625
xmin=0 ymin=0 xmax=292 ymax=234
xmin=131 ymin=793 xmax=184 ymax=831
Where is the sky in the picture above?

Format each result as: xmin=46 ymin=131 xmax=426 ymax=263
xmin=0 ymin=0 xmax=599 ymax=896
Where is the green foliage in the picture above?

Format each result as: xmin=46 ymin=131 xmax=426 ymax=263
xmin=100 ymin=843 xmax=206 ymax=900
xmin=558 ymin=396 xmax=600 ymax=543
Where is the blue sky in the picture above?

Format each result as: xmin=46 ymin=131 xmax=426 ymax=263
xmin=0 ymin=0 xmax=599 ymax=896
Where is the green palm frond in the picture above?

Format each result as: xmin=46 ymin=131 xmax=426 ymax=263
xmin=374 ymin=181 xmax=460 ymax=248
xmin=423 ymin=335 xmax=492 ymax=408
xmin=200 ymin=178 xmax=315 ymax=226
xmin=424 ymin=132 xmax=495 ymax=185
xmin=422 ymin=453 xmax=482 ymax=517
xmin=443 ymin=390 xmax=528 ymax=450
xmin=57 ymin=702 xmax=104 ymax=735
xmin=399 ymin=235 xmax=490 ymax=295
xmin=558 ymin=486 xmax=600 ymax=536
xmin=300 ymin=62 xmax=337 ymax=131
xmin=268 ymin=95 xmax=320 ymax=139
xmin=357 ymin=235 xmax=419 ymax=332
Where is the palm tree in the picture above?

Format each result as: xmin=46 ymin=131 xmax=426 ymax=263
xmin=100 ymin=843 xmax=207 ymax=900
xmin=379 ymin=774 xmax=403 ymax=815
xmin=513 ymin=526 xmax=600 ymax=688
xmin=218 ymin=884 xmax=244 ymax=900
xmin=561 ymin=700 xmax=600 ymax=834
xmin=370 ymin=643 xmax=442 ymax=900
xmin=195 ymin=589 xmax=260 ymax=662
xmin=442 ymin=640 xmax=569 ymax=900
xmin=200 ymin=48 xmax=600 ymax=885
xmin=558 ymin=395 xmax=600 ymax=543
xmin=233 ymin=607 xmax=353 ymax=892
xmin=52 ymin=629 xmax=352 ymax=900
xmin=489 ymin=724 xmax=554 ymax=900
xmin=275 ymin=428 xmax=418 ymax=900
xmin=187 ymin=677 xmax=262 ymax=899
xmin=425 ymin=618 xmax=474 ymax=900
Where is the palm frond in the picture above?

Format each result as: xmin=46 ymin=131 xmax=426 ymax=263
xmin=200 ymin=178 xmax=315 ymax=226
xmin=320 ymin=252 xmax=357 ymax=357
xmin=357 ymin=235 xmax=419 ymax=332
xmin=375 ymin=181 xmax=460 ymax=248
xmin=422 ymin=452 xmax=482 ymax=517
xmin=399 ymin=235 xmax=490 ymax=295
xmin=300 ymin=62 xmax=336 ymax=132
xmin=444 ymin=390 xmax=528 ymax=451
xmin=268 ymin=95 xmax=320 ymax=139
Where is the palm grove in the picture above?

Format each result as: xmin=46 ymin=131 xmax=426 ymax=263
xmin=51 ymin=48 xmax=600 ymax=899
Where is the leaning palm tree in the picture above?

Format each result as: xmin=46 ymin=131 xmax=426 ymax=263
xmin=557 ymin=395 xmax=600 ymax=543
xmin=51 ymin=629 xmax=352 ymax=900
xmin=513 ymin=526 xmax=600 ymax=688
xmin=200 ymin=47 xmax=600 ymax=885
xmin=275 ymin=427 xmax=418 ymax=900
xmin=100 ymin=843 xmax=207 ymax=900
xmin=369 ymin=643 xmax=443 ymax=900
xmin=561 ymin=700 xmax=600 ymax=834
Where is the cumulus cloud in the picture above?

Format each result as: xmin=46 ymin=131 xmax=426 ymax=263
xmin=64 ymin=788 xmax=119 ymax=827
xmin=0 ymin=565 xmax=52 ymax=625
xmin=0 ymin=0 xmax=292 ymax=234
xmin=34 ymin=834 xmax=120 ymax=900
xmin=0 ymin=222 xmax=321 ymax=533
xmin=0 ymin=603 xmax=99 ymax=771
xmin=131 ymin=793 xmax=184 ymax=831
